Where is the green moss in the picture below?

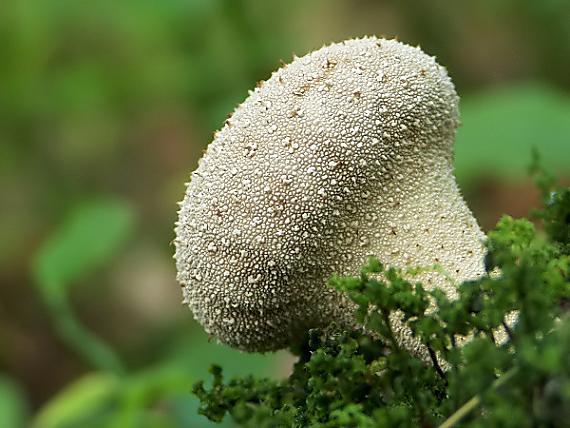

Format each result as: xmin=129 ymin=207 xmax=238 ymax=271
xmin=193 ymin=171 xmax=570 ymax=427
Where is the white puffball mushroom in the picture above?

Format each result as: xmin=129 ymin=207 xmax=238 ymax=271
xmin=174 ymin=36 xmax=486 ymax=354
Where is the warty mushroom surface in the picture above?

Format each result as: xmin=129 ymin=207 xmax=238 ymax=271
xmin=174 ymin=37 xmax=486 ymax=355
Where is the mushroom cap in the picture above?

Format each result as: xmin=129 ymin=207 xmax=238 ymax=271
xmin=174 ymin=37 xmax=485 ymax=353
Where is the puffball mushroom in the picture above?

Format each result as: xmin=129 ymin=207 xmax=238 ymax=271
xmin=174 ymin=37 xmax=486 ymax=355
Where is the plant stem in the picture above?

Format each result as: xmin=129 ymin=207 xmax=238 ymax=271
xmin=439 ymin=367 xmax=518 ymax=428
xmin=48 ymin=290 xmax=125 ymax=375
xmin=428 ymin=346 xmax=447 ymax=384
xmin=502 ymin=319 xmax=514 ymax=342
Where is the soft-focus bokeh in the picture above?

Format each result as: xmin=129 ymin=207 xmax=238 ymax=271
xmin=1 ymin=1 xmax=569 ymax=426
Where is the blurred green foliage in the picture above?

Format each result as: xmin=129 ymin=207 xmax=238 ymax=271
xmin=32 ymin=373 xmax=119 ymax=428
xmin=455 ymin=83 xmax=570 ymax=186
xmin=0 ymin=375 xmax=28 ymax=428
xmin=0 ymin=0 xmax=569 ymax=427
xmin=26 ymin=326 xmax=286 ymax=427
xmin=33 ymin=199 xmax=135 ymax=300
xmin=33 ymin=199 xmax=135 ymax=375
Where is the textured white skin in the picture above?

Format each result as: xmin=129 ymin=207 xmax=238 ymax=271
xmin=174 ymin=37 xmax=486 ymax=354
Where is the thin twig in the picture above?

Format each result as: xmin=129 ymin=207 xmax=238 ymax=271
xmin=428 ymin=346 xmax=447 ymax=384
xmin=438 ymin=367 xmax=518 ymax=428
xmin=502 ymin=319 xmax=514 ymax=342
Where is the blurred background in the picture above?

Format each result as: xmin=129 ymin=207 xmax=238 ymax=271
xmin=1 ymin=0 xmax=569 ymax=426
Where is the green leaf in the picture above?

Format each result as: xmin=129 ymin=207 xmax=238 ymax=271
xmin=456 ymin=82 xmax=570 ymax=185
xmin=32 ymin=198 xmax=135 ymax=300
xmin=32 ymin=373 xmax=119 ymax=428
xmin=0 ymin=375 xmax=29 ymax=428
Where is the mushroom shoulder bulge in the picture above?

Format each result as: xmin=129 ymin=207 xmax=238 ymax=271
xmin=174 ymin=37 xmax=486 ymax=353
